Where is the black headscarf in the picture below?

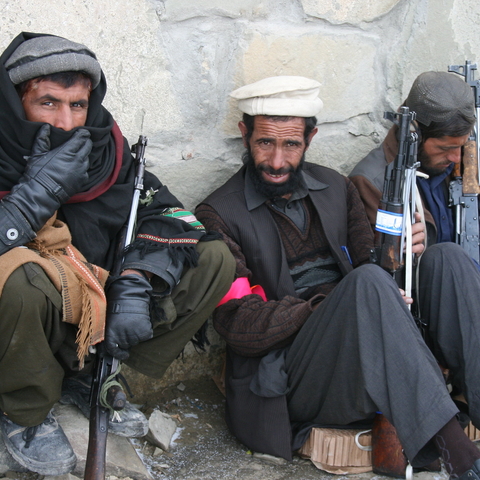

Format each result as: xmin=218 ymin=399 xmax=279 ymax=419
xmin=0 ymin=32 xmax=135 ymax=269
xmin=0 ymin=32 xmax=210 ymax=274
xmin=0 ymin=32 xmax=119 ymax=193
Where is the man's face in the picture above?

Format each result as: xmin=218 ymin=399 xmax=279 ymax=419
xmin=419 ymin=134 xmax=470 ymax=177
xmin=21 ymin=79 xmax=90 ymax=131
xmin=239 ymin=116 xmax=317 ymax=197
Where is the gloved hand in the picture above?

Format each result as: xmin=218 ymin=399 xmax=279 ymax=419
xmin=104 ymin=274 xmax=153 ymax=361
xmin=3 ymin=123 xmax=92 ymax=232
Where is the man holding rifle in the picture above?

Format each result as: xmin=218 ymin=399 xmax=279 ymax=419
xmin=0 ymin=32 xmax=235 ymax=475
xmin=350 ymin=71 xmax=475 ymax=250
xmin=196 ymin=75 xmax=480 ymax=479
xmin=350 ymin=69 xmax=480 ymax=443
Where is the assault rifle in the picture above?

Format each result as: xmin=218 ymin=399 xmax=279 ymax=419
xmin=84 ymin=135 xmax=148 ymax=480
xmin=372 ymin=107 xmax=419 ymax=294
xmin=448 ymin=61 xmax=480 ymax=263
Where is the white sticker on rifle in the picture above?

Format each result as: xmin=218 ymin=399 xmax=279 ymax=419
xmin=375 ymin=209 xmax=403 ymax=236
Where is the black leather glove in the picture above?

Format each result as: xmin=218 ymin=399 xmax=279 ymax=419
xmin=3 ymin=123 xmax=92 ymax=232
xmin=104 ymin=274 xmax=153 ymax=361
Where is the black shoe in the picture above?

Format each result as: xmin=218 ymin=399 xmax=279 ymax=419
xmin=453 ymin=399 xmax=471 ymax=430
xmin=459 ymin=459 xmax=480 ymax=480
xmin=0 ymin=410 xmax=76 ymax=476
xmin=60 ymin=374 xmax=148 ymax=438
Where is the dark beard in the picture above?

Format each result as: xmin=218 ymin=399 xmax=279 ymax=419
xmin=418 ymin=144 xmax=450 ymax=177
xmin=244 ymin=148 xmax=305 ymax=199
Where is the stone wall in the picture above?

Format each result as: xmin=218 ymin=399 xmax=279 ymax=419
xmin=1 ymin=0 xmax=479 ymax=386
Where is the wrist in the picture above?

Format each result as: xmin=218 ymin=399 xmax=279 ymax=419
xmin=121 ymin=269 xmax=152 ymax=281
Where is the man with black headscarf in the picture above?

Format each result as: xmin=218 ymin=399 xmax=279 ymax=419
xmin=0 ymin=32 xmax=235 ymax=475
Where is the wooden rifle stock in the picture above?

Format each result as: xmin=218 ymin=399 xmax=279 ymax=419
xmin=448 ymin=139 xmax=480 ymax=263
xmin=374 ymin=201 xmax=404 ymax=272
xmin=448 ymin=61 xmax=480 ymax=262
xmin=85 ymin=411 xmax=108 ymax=480
xmin=462 ymin=140 xmax=480 ymax=195
xmin=84 ymin=348 xmax=126 ymax=480
xmin=372 ymin=107 xmax=418 ymax=279
xmin=84 ymin=354 xmax=110 ymax=480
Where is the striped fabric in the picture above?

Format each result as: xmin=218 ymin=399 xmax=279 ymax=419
xmin=162 ymin=207 xmax=205 ymax=231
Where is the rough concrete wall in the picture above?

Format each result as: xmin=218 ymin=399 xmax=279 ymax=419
xmin=3 ymin=0 xmax=479 ymax=208
xmin=1 ymin=0 xmax=479 ymax=384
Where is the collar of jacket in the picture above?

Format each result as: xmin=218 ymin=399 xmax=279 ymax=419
xmin=244 ymin=165 xmax=329 ymax=211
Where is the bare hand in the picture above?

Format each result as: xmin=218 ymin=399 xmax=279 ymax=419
xmin=121 ymin=269 xmax=152 ymax=279
xmin=411 ymin=212 xmax=425 ymax=256
xmin=399 ymin=288 xmax=413 ymax=306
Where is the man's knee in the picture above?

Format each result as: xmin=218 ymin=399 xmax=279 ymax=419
xmin=346 ymin=263 xmax=394 ymax=286
xmin=196 ymin=239 xmax=236 ymax=282
xmin=2 ymin=264 xmax=48 ymax=309
xmin=421 ymin=242 xmax=476 ymax=274
xmin=0 ymin=263 xmax=63 ymax=352
xmin=423 ymin=242 xmax=463 ymax=261
xmin=3 ymin=263 xmax=61 ymax=305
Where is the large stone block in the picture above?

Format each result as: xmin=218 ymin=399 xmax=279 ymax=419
xmin=229 ymin=31 xmax=377 ymax=127
xmin=159 ymin=0 xmax=268 ymax=21
xmin=147 ymin=154 xmax=242 ymax=210
xmin=0 ymin=0 xmax=182 ymax=141
xmin=0 ymin=405 xmax=150 ymax=478
xmin=121 ymin=322 xmax=228 ymax=404
xmin=449 ymin=0 xmax=480 ymax=64
xmin=308 ymin=115 xmax=381 ymax=175
xmin=300 ymin=0 xmax=401 ymax=24
xmin=381 ymin=0 xmax=463 ymax=109
xmin=54 ymin=404 xmax=150 ymax=479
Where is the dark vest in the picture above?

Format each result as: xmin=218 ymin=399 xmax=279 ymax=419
xmin=202 ymin=162 xmax=353 ymax=301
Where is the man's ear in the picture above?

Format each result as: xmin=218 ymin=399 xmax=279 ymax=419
xmin=305 ymin=127 xmax=318 ymax=151
xmin=238 ymin=121 xmax=249 ymax=148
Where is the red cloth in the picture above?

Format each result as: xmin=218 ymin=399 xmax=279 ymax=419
xmin=217 ymin=277 xmax=267 ymax=306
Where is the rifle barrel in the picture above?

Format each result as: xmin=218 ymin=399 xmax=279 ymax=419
xmin=84 ymin=135 xmax=148 ymax=480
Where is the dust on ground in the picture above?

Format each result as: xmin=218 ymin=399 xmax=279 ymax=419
xmin=1 ymin=376 xmax=449 ymax=480
xmin=132 ymin=376 xmax=348 ymax=480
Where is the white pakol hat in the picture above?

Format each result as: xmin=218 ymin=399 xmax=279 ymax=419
xmin=230 ymin=76 xmax=323 ymax=117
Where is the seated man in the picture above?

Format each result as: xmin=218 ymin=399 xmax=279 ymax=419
xmin=350 ymin=69 xmax=480 ymax=420
xmin=0 ymin=32 xmax=235 ymax=475
xmin=349 ymin=71 xmax=474 ymax=246
xmin=196 ymin=75 xmax=480 ymax=479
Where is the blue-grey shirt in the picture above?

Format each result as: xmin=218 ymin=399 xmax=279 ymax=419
xmin=416 ymin=164 xmax=454 ymax=244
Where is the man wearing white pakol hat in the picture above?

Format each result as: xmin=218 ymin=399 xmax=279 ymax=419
xmin=196 ymin=75 xmax=480 ymax=479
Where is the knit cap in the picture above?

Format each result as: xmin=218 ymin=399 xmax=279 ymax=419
xmin=5 ymin=35 xmax=101 ymax=88
xmin=405 ymin=71 xmax=474 ymax=126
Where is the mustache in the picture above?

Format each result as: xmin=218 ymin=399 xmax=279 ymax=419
xmin=256 ymin=164 xmax=295 ymax=176
xmin=243 ymin=146 xmax=306 ymax=199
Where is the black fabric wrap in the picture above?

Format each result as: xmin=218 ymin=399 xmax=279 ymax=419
xmin=0 ymin=32 xmax=208 ymax=278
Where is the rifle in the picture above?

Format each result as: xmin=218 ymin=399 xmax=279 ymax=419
xmin=448 ymin=61 xmax=480 ymax=263
xmin=372 ymin=107 xmax=419 ymax=295
xmin=370 ymin=111 xmax=419 ymax=476
xmin=84 ymin=135 xmax=148 ymax=480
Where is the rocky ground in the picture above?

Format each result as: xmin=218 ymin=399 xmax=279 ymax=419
xmin=0 ymin=376 xmax=450 ymax=480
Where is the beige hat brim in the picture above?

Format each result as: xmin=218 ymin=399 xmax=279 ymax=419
xmin=238 ymin=96 xmax=324 ymax=117
xmin=231 ymin=76 xmax=323 ymax=117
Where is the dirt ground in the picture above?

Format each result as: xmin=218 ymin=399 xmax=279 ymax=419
xmin=131 ymin=377 xmax=448 ymax=480
xmin=131 ymin=376 xmax=327 ymax=480
xmin=0 ymin=376 xmax=449 ymax=480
